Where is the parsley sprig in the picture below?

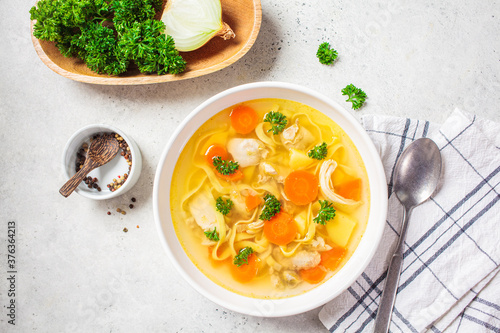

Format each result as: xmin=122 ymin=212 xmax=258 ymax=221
xmin=233 ymin=247 xmax=254 ymax=266
xmin=313 ymin=200 xmax=336 ymax=225
xmin=215 ymin=197 xmax=233 ymax=216
xmin=264 ymin=111 xmax=287 ymax=135
xmin=259 ymin=194 xmax=281 ymax=221
xmin=341 ymin=84 xmax=367 ymax=110
xmin=316 ymin=42 xmax=338 ymax=65
xmin=204 ymin=228 xmax=220 ymax=241
xmin=212 ymin=156 xmax=239 ymax=175
xmin=308 ymin=142 xmax=328 ymax=160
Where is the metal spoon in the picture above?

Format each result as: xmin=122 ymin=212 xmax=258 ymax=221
xmin=59 ymin=134 xmax=119 ymax=198
xmin=373 ymin=138 xmax=442 ymax=333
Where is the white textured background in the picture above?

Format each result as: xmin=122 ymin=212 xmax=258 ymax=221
xmin=0 ymin=0 xmax=499 ymax=332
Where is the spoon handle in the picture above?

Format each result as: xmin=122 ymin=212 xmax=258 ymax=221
xmin=373 ymin=206 xmax=412 ymax=333
xmin=59 ymin=160 xmax=99 ymax=198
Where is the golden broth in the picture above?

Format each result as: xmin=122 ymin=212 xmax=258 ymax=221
xmin=170 ymin=98 xmax=370 ymax=299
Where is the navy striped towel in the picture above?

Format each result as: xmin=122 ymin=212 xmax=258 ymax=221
xmin=319 ymin=110 xmax=500 ymax=332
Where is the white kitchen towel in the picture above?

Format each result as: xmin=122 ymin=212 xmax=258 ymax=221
xmin=319 ymin=109 xmax=500 ymax=333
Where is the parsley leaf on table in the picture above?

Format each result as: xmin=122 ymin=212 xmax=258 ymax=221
xmin=316 ymin=42 xmax=338 ymax=65
xmin=341 ymin=84 xmax=367 ymax=110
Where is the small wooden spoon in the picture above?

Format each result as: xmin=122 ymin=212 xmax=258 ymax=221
xmin=59 ymin=134 xmax=120 ymax=198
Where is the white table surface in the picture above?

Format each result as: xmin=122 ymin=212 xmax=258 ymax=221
xmin=1 ymin=0 xmax=499 ymax=331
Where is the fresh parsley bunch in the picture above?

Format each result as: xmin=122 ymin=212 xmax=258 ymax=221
xmin=30 ymin=0 xmax=186 ymax=75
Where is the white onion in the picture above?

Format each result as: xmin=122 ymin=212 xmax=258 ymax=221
xmin=161 ymin=0 xmax=235 ymax=52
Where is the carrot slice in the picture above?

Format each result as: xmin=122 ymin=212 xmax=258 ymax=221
xmin=216 ymin=169 xmax=244 ymax=182
xmin=299 ymin=265 xmax=328 ymax=284
xmin=335 ymin=178 xmax=361 ymax=201
xmin=320 ymin=246 xmax=347 ymax=271
xmin=205 ymin=144 xmax=228 ymax=164
xmin=245 ymin=194 xmax=262 ymax=211
xmin=284 ymin=170 xmax=319 ymax=205
xmin=230 ymin=253 xmax=260 ymax=283
xmin=230 ymin=105 xmax=259 ymax=134
xmin=263 ymin=212 xmax=297 ymax=245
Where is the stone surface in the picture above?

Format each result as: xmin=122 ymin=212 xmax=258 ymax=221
xmin=0 ymin=0 xmax=499 ymax=332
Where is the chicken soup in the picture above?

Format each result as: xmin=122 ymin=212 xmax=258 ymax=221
xmin=170 ymin=98 xmax=370 ymax=299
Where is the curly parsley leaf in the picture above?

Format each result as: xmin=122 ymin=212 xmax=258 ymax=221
xmin=30 ymin=0 xmax=113 ymax=57
xmin=204 ymin=227 xmax=220 ymax=241
xmin=72 ymin=22 xmax=129 ymax=75
xmin=316 ymin=42 xmax=338 ymax=65
xmin=118 ymin=19 xmax=186 ymax=75
xmin=313 ymin=200 xmax=336 ymax=225
xmin=308 ymin=142 xmax=328 ymax=160
xmin=233 ymin=247 xmax=254 ymax=266
xmin=212 ymin=156 xmax=239 ymax=176
xmin=264 ymin=111 xmax=287 ymax=135
xmin=341 ymin=84 xmax=367 ymax=110
xmin=215 ymin=197 xmax=233 ymax=216
xmin=259 ymin=194 xmax=281 ymax=221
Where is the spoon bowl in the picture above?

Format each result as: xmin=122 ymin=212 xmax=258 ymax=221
xmin=374 ymin=138 xmax=442 ymax=333
xmin=393 ymin=138 xmax=443 ymax=208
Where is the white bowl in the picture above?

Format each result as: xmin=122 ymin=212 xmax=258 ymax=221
xmin=62 ymin=124 xmax=142 ymax=200
xmin=153 ymin=82 xmax=387 ymax=317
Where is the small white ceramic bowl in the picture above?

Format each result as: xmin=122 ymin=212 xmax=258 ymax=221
xmin=62 ymin=124 xmax=142 ymax=200
xmin=153 ymin=82 xmax=387 ymax=317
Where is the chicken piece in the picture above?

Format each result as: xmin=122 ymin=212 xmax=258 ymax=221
xmin=188 ymin=192 xmax=219 ymax=231
xmin=227 ymin=138 xmax=266 ymax=168
xmin=282 ymin=270 xmax=300 ymax=287
xmin=229 ymin=190 xmax=250 ymax=218
xmin=282 ymin=124 xmax=300 ymax=142
xmin=311 ymin=236 xmax=332 ymax=252
xmin=291 ymin=250 xmax=321 ymax=270
xmin=319 ymin=160 xmax=362 ymax=211
xmin=281 ymin=121 xmax=315 ymax=151
xmin=257 ymin=162 xmax=279 ymax=183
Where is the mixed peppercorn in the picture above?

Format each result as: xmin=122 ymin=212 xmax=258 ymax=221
xmin=75 ymin=132 xmax=132 ymax=192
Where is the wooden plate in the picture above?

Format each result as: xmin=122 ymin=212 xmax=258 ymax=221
xmin=30 ymin=0 xmax=262 ymax=85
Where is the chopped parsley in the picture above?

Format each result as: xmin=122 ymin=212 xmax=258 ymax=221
xmin=308 ymin=142 xmax=328 ymax=160
xmin=233 ymin=247 xmax=254 ymax=266
xmin=341 ymin=84 xmax=367 ymax=110
xmin=215 ymin=197 xmax=233 ymax=216
xmin=259 ymin=194 xmax=281 ymax=221
xmin=212 ymin=156 xmax=239 ymax=175
xmin=316 ymin=42 xmax=338 ymax=65
xmin=204 ymin=227 xmax=220 ymax=241
xmin=313 ymin=200 xmax=336 ymax=225
xmin=264 ymin=111 xmax=287 ymax=135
